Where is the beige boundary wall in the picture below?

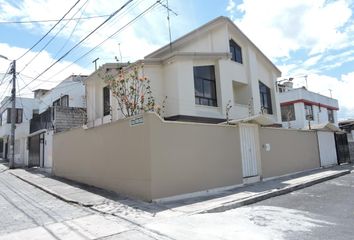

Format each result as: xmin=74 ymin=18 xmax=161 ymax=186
xmin=53 ymin=113 xmax=322 ymax=201
xmin=259 ymin=127 xmax=320 ymax=179
xmin=53 ymin=113 xmax=243 ymax=201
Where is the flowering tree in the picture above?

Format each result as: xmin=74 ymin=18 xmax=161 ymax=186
xmin=104 ymin=64 xmax=163 ymax=118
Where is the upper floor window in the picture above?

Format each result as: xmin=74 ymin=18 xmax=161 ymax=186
xmin=259 ymin=81 xmax=273 ymax=114
xmin=281 ymin=104 xmax=295 ymax=121
xmin=229 ymin=39 xmax=243 ymax=64
xmin=53 ymin=95 xmax=69 ymax=107
xmin=305 ymin=104 xmax=313 ymax=120
xmin=6 ymin=108 xmax=23 ymax=124
xmin=194 ymin=66 xmax=217 ymax=107
xmin=103 ymin=86 xmax=110 ymax=116
xmin=328 ymin=109 xmax=334 ymax=123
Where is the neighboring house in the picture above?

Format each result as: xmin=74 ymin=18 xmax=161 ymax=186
xmin=0 ymin=97 xmax=38 ymax=166
xmin=28 ymin=75 xmax=87 ymax=171
xmin=339 ymin=119 xmax=354 ymax=142
xmin=85 ymin=16 xmax=282 ymax=126
xmin=278 ymin=82 xmax=339 ymax=129
xmin=339 ymin=119 xmax=354 ymax=162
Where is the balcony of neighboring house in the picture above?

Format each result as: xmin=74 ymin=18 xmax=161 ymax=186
xmin=30 ymin=108 xmax=53 ymax=134
xmin=30 ymin=106 xmax=86 ymax=134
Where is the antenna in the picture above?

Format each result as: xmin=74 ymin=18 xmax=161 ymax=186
xmin=92 ymin=57 xmax=99 ymax=71
xmin=158 ymin=0 xmax=178 ymax=52
xmin=328 ymin=89 xmax=333 ymax=98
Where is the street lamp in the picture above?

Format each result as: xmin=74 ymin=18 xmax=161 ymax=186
xmin=0 ymin=54 xmax=16 ymax=169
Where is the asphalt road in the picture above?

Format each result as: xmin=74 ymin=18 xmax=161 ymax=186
xmin=1 ymin=166 xmax=353 ymax=240
xmin=146 ymin=172 xmax=354 ymax=240
xmin=253 ymin=171 xmax=354 ymax=240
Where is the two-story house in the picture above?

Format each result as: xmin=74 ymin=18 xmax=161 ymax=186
xmin=28 ymin=75 xmax=87 ymax=171
xmin=0 ymin=96 xmax=38 ymax=166
xmin=278 ymin=81 xmax=339 ymax=129
xmin=85 ymin=16 xmax=282 ymax=126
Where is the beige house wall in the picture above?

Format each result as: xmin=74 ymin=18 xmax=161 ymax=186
xmin=53 ymin=113 xmax=244 ymax=201
xmin=148 ymin=115 xmax=243 ymax=200
xmin=259 ymin=127 xmax=320 ymax=179
xmin=53 ymin=113 xmax=322 ymax=201
xmin=53 ymin=117 xmax=152 ymax=200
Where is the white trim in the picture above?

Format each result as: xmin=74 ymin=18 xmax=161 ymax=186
xmin=28 ymin=129 xmax=47 ymax=137
xmin=153 ymin=183 xmax=244 ymax=203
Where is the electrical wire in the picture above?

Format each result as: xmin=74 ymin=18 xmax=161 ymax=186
xmin=43 ymin=0 xmax=162 ymax=84
xmin=16 ymin=75 xmax=29 ymax=120
xmin=0 ymin=80 xmax=12 ymax=102
xmin=16 ymin=0 xmax=82 ymax=61
xmin=52 ymin=0 xmax=90 ymax=60
xmin=19 ymin=0 xmax=134 ymax=92
xmin=19 ymin=0 xmax=90 ymax=73
xmin=0 ymin=14 xmax=111 ymax=24
xmin=0 ymin=65 xmax=11 ymax=86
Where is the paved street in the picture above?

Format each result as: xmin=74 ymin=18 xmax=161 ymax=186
xmin=145 ymin=172 xmax=354 ymax=240
xmin=1 ymin=167 xmax=353 ymax=240
xmin=0 ymin=171 xmax=166 ymax=240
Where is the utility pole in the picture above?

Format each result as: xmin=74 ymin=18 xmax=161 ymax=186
xmin=9 ymin=60 xmax=16 ymax=169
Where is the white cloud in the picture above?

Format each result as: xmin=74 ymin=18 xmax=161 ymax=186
xmin=233 ymin=0 xmax=353 ymax=59
xmin=0 ymin=43 xmax=90 ymax=99
xmin=0 ymin=0 xmax=170 ymax=63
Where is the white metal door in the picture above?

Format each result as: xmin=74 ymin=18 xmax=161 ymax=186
xmin=239 ymin=124 xmax=260 ymax=178
xmin=317 ymin=131 xmax=337 ymax=167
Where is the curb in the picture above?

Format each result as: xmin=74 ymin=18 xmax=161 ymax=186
xmin=200 ymin=169 xmax=350 ymax=214
xmin=9 ymin=171 xmax=94 ymax=207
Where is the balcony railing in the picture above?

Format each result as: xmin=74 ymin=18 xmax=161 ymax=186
xmin=29 ymin=108 xmax=53 ymax=133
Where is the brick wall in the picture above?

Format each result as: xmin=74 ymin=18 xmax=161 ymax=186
xmin=54 ymin=106 xmax=86 ymax=133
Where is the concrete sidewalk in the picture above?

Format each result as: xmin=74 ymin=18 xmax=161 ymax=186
xmin=5 ymin=163 xmax=353 ymax=218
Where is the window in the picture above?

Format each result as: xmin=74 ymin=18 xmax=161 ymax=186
xmin=229 ymin=39 xmax=243 ymax=64
xmin=305 ymin=104 xmax=313 ymax=120
xmin=281 ymin=104 xmax=295 ymax=121
xmin=6 ymin=108 xmax=23 ymax=124
xmin=53 ymin=95 xmax=69 ymax=107
xmin=259 ymin=81 xmax=273 ymax=114
xmin=194 ymin=66 xmax=217 ymax=107
xmin=103 ymin=86 xmax=110 ymax=116
xmin=60 ymin=95 xmax=69 ymax=107
xmin=328 ymin=109 xmax=334 ymax=123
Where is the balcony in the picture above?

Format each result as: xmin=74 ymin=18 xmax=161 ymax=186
xmin=30 ymin=108 xmax=53 ymax=134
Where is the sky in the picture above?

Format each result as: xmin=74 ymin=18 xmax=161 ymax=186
xmin=0 ymin=0 xmax=353 ymax=119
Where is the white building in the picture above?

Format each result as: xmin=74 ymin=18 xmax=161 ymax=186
xmin=86 ymin=16 xmax=282 ymax=126
xmin=0 ymin=96 xmax=38 ymax=166
xmin=278 ymin=82 xmax=339 ymax=129
xmin=27 ymin=75 xmax=87 ymax=171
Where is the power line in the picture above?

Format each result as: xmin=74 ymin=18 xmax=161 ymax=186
xmin=52 ymin=0 xmax=90 ymax=60
xmin=16 ymin=75 xmax=29 ymax=120
xmin=16 ymin=0 xmax=82 ymax=61
xmin=19 ymin=0 xmax=134 ymax=92
xmin=0 ymin=81 xmax=11 ymax=103
xmin=44 ymin=0 xmax=162 ymax=81
xmin=0 ymin=65 xmax=11 ymax=86
xmin=0 ymin=14 xmax=111 ymax=24
xmin=19 ymin=0 xmax=90 ymax=73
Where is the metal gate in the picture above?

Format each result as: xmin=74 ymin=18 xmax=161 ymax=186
xmin=335 ymin=133 xmax=350 ymax=164
xmin=239 ymin=123 xmax=261 ymax=178
xmin=28 ymin=135 xmax=40 ymax=167
xmin=317 ymin=131 xmax=337 ymax=167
